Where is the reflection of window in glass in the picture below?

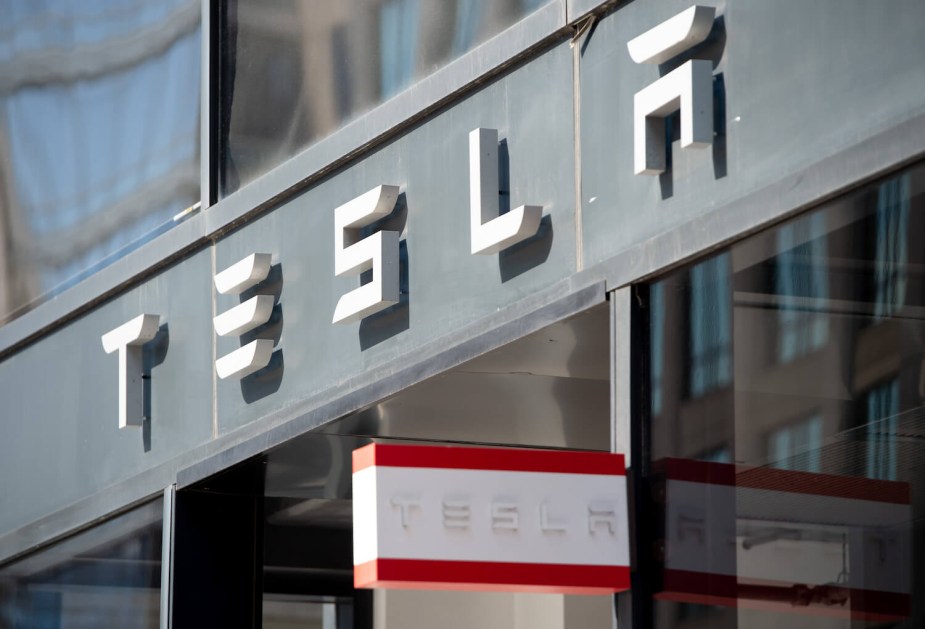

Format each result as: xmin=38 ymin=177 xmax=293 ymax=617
xmin=866 ymin=378 xmax=899 ymax=481
xmin=650 ymin=282 xmax=665 ymax=416
xmin=873 ymin=175 xmax=909 ymax=319
xmin=380 ymin=0 xmax=419 ymax=99
xmin=452 ymin=0 xmax=481 ymax=55
xmin=767 ymin=414 xmax=822 ymax=472
xmin=775 ymin=212 xmax=828 ymax=362
xmin=688 ymin=253 xmax=731 ymax=397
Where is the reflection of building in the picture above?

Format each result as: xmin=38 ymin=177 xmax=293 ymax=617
xmin=1 ymin=1 xmax=925 ymax=629
xmin=0 ymin=0 xmax=201 ymax=323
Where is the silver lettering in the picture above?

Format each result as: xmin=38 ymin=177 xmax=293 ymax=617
xmin=390 ymin=494 xmax=421 ymax=528
xmin=491 ymin=501 xmax=519 ymax=531
xmin=539 ymin=502 xmax=567 ymax=533
xmin=588 ymin=502 xmax=618 ymax=535
xmin=442 ymin=498 xmax=471 ymax=529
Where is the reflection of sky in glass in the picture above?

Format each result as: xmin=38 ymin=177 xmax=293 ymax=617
xmin=0 ymin=0 xmax=200 ymax=318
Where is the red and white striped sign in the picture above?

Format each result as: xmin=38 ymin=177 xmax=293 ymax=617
xmin=352 ymin=443 xmax=630 ymax=594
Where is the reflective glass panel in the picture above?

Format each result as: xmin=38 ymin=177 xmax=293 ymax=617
xmin=644 ymin=162 xmax=925 ymax=627
xmin=0 ymin=0 xmax=201 ymax=324
xmin=220 ymin=0 xmax=552 ymax=196
xmin=0 ymin=499 xmax=163 ymax=628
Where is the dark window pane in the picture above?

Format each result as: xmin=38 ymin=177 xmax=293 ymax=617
xmin=220 ymin=0 xmax=553 ymax=196
xmin=0 ymin=500 xmax=163 ymax=628
xmin=174 ymin=433 xmax=372 ymax=628
xmin=0 ymin=1 xmax=201 ymax=324
xmin=643 ymin=162 xmax=925 ymax=627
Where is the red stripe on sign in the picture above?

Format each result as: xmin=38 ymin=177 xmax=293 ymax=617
xmin=355 ymin=559 xmax=630 ymax=595
xmin=352 ymin=443 xmax=625 ymax=475
xmin=656 ymin=457 xmax=910 ymax=505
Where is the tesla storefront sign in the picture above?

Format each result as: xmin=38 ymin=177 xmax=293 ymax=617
xmin=351 ymin=443 xmax=630 ymax=594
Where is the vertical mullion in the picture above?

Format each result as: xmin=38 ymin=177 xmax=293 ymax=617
xmin=160 ymin=484 xmax=176 ymax=629
xmin=611 ymin=286 xmax=632 ymax=463
xmin=610 ymin=286 xmax=634 ymax=628
xmin=624 ymin=284 xmax=658 ymax=629
xmin=200 ymin=0 xmax=217 ymax=209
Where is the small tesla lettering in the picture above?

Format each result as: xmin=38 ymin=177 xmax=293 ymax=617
xmin=589 ymin=502 xmax=619 ymax=535
xmin=540 ymin=501 xmax=568 ymax=533
xmin=442 ymin=498 xmax=471 ymax=529
xmin=391 ymin=494 xmax=421 ymax=528
xmin=492 ymin=501 xmax=519 ymax=531
xmin=393 ymin=494 xmax=618 ymax=536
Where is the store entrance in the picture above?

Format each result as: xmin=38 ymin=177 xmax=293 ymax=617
xmin=170 ymin=304 xmax=614 ymax=629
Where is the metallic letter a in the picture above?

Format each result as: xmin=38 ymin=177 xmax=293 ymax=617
xmin=628 ymin=6 xmax=716 ymax=175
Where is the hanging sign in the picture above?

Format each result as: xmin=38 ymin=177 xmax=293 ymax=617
xmin=352 ymin=443 xmax=630 ymax=594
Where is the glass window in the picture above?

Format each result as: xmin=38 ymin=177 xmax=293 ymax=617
xmin=0 ymin=499 xmax=163 ymax=628
xmin=642 ymin=162 xmax=924 ymax=627
xmin=219 ymin=0 xmax=554 ymax=196
xmin=0 ymin=1 xmax=201 ymax=324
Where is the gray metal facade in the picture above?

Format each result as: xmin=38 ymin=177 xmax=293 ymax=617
xmin=1 ymin=0 xmax=923 ymax=572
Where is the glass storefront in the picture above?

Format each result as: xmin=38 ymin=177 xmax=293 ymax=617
xmin=0 ymin=499 xmax=163 ymax=628
xmin=642 ymin=162 xmax=925 ymax=627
